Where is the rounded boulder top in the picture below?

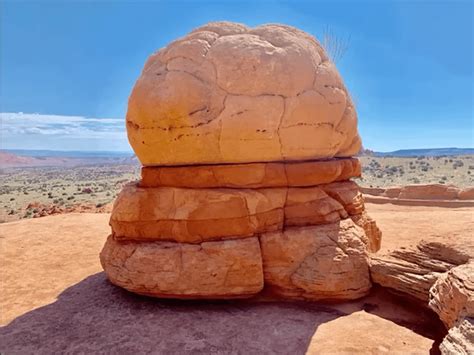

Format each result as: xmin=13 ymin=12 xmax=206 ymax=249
xmin=127 ymin=21 xmax=361 ymax=166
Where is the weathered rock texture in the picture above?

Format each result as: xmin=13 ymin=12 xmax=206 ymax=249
xmin=101 ymin=21 xmax=380 ymax=301
xmin=260 ymin=220 xmax=371 ymax=300
xmin=370 ymin=237 xmax=473 ymax=302
xmin=429 ymin=263 xmax=474 ymax=354
xmin=100 ymin=235 xmax=264 ymax=298
xmin=370 ymin=235 xmax=473 ymax=354
xmin=140 ymin=158 xmax=361 ymax=188
xmin=439 ymin=318 xmax=474 ymax=355
xmin=126 ymin=22 xmax=361 ymax=166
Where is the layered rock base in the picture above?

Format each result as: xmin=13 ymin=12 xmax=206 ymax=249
xmin=101 ymin=158 xmax=381 ymax=300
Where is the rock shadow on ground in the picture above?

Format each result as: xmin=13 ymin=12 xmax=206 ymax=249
xmin=0 ymin=273 xmax=444 ymax=354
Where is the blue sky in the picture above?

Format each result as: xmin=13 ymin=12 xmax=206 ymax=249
xmin=1 ymin=0 xmax=472 ymax=152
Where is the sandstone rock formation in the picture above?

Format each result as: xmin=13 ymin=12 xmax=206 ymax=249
xmin=126 ymin=22 xmax=361 ymax=166
xmin=429 ymin=263 xmax=474 ymax=354
xmin=370 ymin=234 xmax=473 ymax=353
xmin=370 ymin=236 xmax=473 ymax=302
xmin=100 ymin=21 xmax=380 ymax=301
xmin=429 ymin=262 xmax=474 ymax=329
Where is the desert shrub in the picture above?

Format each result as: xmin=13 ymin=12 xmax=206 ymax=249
xmin=322 ymin=25 xmax=350 ymax=63
xmin=9 ymin=197 xmax=15 ymax=201
xmin=96 ymin=202 xmax=105 ymax=208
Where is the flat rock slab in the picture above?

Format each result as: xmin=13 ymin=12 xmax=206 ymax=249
xmin=140 ymin=158 xmax=361 ymax=188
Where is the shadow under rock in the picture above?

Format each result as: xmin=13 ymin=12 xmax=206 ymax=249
xmin=0 ymin=273 xmax=344 ymax=354
xmin=0 ymin=274 xmax=445 ymax=355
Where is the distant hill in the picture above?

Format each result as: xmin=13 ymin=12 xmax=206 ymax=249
xmin=4 ymin=149 xmax=133 ymax=158
xmin=364 ymin=148 xmax=474 ymax=157
xmin=0 ymin=150 xmax=138 ymax=168
xmin=1 ymin=147 xmax=472 ymax=168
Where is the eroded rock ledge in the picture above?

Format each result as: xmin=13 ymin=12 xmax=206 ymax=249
xmin=370 ymin=235 xmax=473 ymax=353
xmin=140 ymin=158 xmax=361 ymax=188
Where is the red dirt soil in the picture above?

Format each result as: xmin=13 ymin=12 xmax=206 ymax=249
xmin=2 ymin=203 xmax=469 ymax=353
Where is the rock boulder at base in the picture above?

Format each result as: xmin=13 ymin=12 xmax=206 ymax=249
xmin=260 ymin=219 xmax=371 ymax=301
xmin=100 ymin=235 xmax=264 ymax=299
xmin=126 ymin=22 xmax=361 ymax=166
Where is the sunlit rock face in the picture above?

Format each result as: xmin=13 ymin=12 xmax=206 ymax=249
xmin=101 ymin=22 xmax=379 ymax=301
xmin=126 ymin=21 xmax=361 ymax=166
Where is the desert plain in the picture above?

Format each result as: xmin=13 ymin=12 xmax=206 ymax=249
xmin=1 ymin=154 xmax=473 ymax=223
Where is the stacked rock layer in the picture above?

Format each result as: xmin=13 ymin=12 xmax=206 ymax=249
xmin=100 ymin=22 xmax=381 ymax=301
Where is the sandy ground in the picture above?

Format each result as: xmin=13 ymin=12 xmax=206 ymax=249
xmin=2 ymin=203 xmax=471 ymax=354
xmin=369 ymin=203 xmax=474 ymax=254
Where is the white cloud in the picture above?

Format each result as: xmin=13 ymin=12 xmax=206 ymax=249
xmin=0 ymin=112 xmax=131 ymax=151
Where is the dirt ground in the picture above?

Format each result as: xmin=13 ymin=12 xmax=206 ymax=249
xmin=2 ymin=203 xmax=470 ymax=354
xmin=368 ymin=203 xmax=474 ymax=254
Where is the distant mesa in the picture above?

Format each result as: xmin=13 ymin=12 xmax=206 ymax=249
xmin=0 ymin=150 xmax=138 ymax=168
xmin=360 ymin=147 xmax=474 ymax=157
